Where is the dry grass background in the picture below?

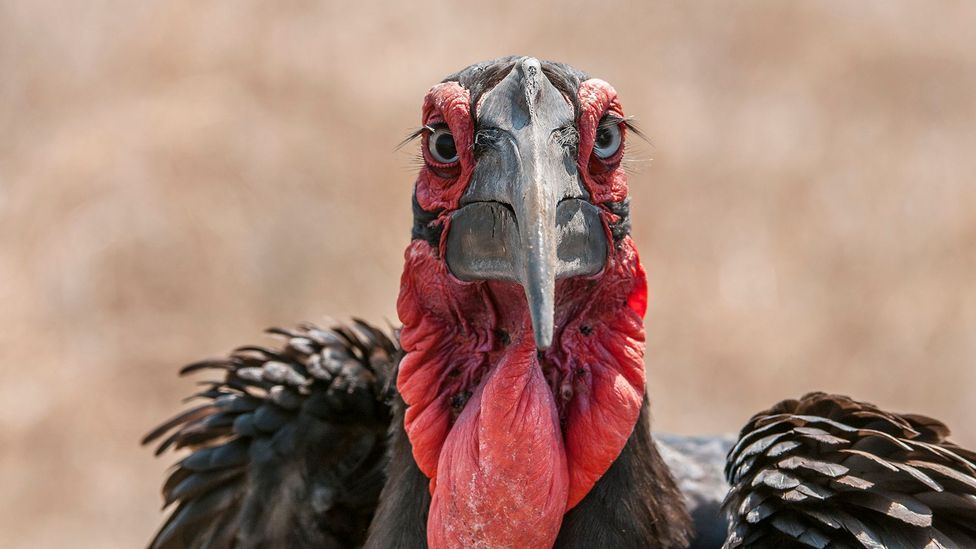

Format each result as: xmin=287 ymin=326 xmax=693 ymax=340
xmin=1 ymin=1 xmax=975 ymax=547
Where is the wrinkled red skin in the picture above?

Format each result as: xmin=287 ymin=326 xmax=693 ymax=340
xmin=414 ymin=82 xmax=475 ymax=213
xmin=577 ymin=79 xmax=629 ymax=203
xmin=397 ymin=78 xmax=646 ymax=548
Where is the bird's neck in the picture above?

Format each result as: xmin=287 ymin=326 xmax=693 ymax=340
xmin=393 ymin=237 xmax=669 ymax=547
xmin=555 ymin=398 xmax=693 ymax=548
xmin=366 ymin=396 xmax=693 ymax=549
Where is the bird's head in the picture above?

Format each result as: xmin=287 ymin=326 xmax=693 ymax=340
xmin=397 ymin=57 xmax=647 ymax=547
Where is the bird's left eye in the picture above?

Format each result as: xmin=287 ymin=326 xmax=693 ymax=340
xmin=428 ymin=127 xmax=459 ymax=164
xmin=593 ymin=123 xmax=622 ymax=159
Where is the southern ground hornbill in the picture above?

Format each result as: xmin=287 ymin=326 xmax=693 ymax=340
xmin=144 ymin=57 xmax=976 ymax=548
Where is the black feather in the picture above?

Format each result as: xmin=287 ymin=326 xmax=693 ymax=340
xmin=145 ymin=321 xmax=400 ymax=549
xmin=723 ymin=392 xmax=976 ymax=547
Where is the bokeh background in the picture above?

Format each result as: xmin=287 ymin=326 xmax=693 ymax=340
xmin=2 ymin=1 xmax=975 ymax=547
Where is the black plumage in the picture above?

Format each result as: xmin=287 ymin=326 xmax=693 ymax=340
xmin=723 ymin=392 xmax=976 ymax=548
xmin=145 ymin=328 xmax=976 ymax=548
xmin=146 ymin=320 xmax=713 ymax=548
xmin=143 ymin=321 xmax=398 ymax=549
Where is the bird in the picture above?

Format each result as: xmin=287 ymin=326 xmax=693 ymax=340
xmin=143 ymin=56 xmax=976 ymax=549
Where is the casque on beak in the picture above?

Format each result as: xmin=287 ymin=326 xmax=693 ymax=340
xmin=445 ymin=57 xmax=608 ymax=350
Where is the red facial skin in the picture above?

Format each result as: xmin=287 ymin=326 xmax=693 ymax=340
xmin=397 ymin=79 xmax=647 ymax=548
xmin=414 ymin=82 xmax=474 ymax=212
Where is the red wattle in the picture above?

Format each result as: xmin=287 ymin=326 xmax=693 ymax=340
xmin=428 ymin=335 xmax=568 ymax=548
xmin=397 ymin=238 xmax=647 ymax=547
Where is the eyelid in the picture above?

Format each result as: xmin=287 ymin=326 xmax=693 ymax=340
xmin=425 ymin=122 xmax=450 ymax=132
xmin=598 ymin=113 xmax=647 ymax=142
xmin=598 ymin=114 xmax=626 ymax=129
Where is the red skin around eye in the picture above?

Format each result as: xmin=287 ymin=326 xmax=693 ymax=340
xmin=415 ymin=82 xmax=475 ymax=213
xmin=577 ymin=78 xmax=630 ymax=204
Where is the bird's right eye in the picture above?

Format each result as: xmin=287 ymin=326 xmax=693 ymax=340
xmin=428 ymin=127 xmax=459 ymax=164
xmin=592 ymin=123 xmax=622 ymax=159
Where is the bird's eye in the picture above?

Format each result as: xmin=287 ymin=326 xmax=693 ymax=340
xmin=428 ymin=127 xmax=459 ymax=164
xmin=593 ymin=123 xmax=622 ymax=159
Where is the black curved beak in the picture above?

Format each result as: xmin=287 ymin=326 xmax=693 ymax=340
xmin=445 ymin=58 xmax=608 ymax=350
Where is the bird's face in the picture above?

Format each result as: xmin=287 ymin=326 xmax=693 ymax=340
xmin=398 ymin=57 xmax=647 ymax=548
xmin=411 ymin=57 xmax=633 ymax=350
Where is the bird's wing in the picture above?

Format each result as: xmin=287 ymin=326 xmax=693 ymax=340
xmin=723 ymin=392 xmax=976 ymax=548
xmin=143 ymin=320 xmax=399 ymax=549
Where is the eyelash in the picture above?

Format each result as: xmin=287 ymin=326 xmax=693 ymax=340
xmin=598 ymin=114 xmax=626 ymax=131
xmin=602 ymin=114 xmax=646 ymax=142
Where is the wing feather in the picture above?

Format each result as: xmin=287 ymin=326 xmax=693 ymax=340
xmin=144 ymin=321 xmax=399 ymax=548
xmin=723 ymin=392 xmax=976 ymax=548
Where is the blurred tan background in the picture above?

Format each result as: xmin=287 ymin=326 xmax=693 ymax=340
xmin=2 ymin=1 xmax=975 ymax=547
